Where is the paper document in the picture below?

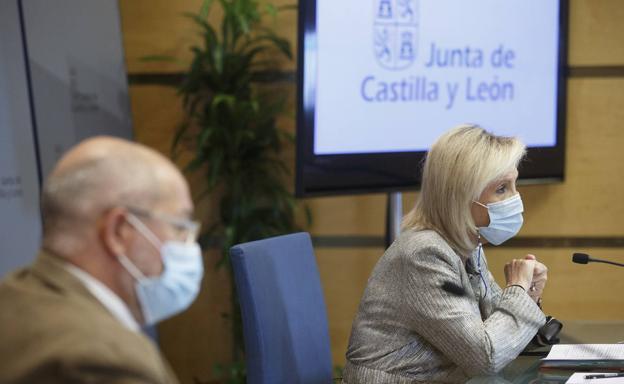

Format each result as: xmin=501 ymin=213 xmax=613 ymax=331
xmin=565 ymin=372 xmax=624 ymax=383
xmin=544 ymin=344 xmax=624 ymax=361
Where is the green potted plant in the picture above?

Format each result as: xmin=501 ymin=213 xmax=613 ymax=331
xmin=149 ymin=0 xmax=302 ymax=382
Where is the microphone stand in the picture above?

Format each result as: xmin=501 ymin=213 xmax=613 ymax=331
xmin=590 ymin=259 xmax=624 ymax=268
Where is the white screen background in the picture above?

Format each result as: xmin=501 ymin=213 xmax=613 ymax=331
xmin=313 ymin=0 xmax=560 ymax=154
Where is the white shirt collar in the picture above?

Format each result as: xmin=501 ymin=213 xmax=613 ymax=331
xmin=64 ymin=263 xmax=141 ymax=332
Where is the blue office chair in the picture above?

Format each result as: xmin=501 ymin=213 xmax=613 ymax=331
xmin=230 ymin=232 xmax=333 ymax=384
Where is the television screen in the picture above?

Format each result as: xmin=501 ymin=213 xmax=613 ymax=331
xmin=296 ymin=0 xmax=567 ymax=196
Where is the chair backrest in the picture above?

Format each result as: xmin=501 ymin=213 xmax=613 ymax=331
xmin=230 ymin=232 xmax=333 ymax=384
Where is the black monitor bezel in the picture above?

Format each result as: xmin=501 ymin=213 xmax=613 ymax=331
xmin=296 ymin=0 xmax=569 ymax=197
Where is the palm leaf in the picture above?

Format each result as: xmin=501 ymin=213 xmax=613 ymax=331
xmin=199 ymin=0 xmax=214 ymax=19
xmin=152 ymin=0 xmax=307 ymax=374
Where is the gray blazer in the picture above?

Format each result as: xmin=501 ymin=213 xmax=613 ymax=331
xmin=344 ymin=229 xmax=545 ymax=383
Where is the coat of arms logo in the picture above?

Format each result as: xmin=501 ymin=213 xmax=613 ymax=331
xmin=374 ymin=0 xmax=419 ymax=70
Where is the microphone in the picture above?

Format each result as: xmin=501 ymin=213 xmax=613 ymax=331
xmin=572 ymin=253 xmax=590 ymax=264
xmin=572 ymin=253 xmax=624 ymax=268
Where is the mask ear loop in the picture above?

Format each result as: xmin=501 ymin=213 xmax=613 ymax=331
xmin=117 ymin=252 xmax=147 ymax=281
xmin=126 ymin=213 xmax=163 ymax=252
xmin=476 ymin=231 xmax=488 ymax=298
xmin=119 ymin=214 xmax=165 ymax=281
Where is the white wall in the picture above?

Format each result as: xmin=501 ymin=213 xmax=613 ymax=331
xmin=0 ymin=0 xmax=42 ymax=277
xmin=0 ymin=0 xmax=133 ymax=277
xmin=22 ymin=0 xmax=133 ymax=178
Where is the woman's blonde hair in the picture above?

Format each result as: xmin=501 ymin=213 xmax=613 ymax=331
xmin=402 ymin=124 xmax=526 ymax=256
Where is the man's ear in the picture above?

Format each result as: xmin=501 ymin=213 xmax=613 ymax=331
xmin=100 ymin=207 xmax=132 ymax=258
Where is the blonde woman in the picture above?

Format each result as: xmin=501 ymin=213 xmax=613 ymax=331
xmin=343 ymin=125 xmax=548 ymax=383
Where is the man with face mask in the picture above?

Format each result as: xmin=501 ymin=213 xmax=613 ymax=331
xmin=0 ymin=137 xmax=203 ymax=383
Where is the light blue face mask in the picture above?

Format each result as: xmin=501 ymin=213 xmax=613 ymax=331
xmin=117 ymin=214 xmax=204 ymax=325
xmin=474 ymin=193 xmax=524 ymax=245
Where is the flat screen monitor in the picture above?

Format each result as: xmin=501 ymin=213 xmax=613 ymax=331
xmin=296 ymin=0 xmax=568 ymax=196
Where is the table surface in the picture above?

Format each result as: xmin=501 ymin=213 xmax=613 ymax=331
xmin=466 ymin=320 xmax=624 ymax=384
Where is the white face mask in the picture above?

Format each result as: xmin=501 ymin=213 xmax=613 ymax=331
xmin=117 ymin=214 xmax=204 ymax=325
xmin=474 ymin=193 xmax=524 ymax=245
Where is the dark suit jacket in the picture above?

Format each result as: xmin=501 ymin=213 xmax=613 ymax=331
xmin=0 ymin=251 xmax=180 ymax=384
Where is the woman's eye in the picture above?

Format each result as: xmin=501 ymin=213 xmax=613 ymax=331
xmin=173 ymin=224 xmax=187 ymax=234
xmin=496 ymin=185 xmax=506 ymax=194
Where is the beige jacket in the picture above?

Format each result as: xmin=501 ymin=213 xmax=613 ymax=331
xmin=0 ymin=251 xmax=179 ymax=384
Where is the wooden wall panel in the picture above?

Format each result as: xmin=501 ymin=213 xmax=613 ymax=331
xmin=315 ymin=248 xmax=385 ymax=366
xmin=303 ymin=194 xmax=388 ymax=235
xmin=119 ymin=0 xmax=205 ymax=74
xmin=520 ymin=78 xmax=624 ymax=236
xmin=568 ymin=0 xmax=624 ymax=66
xmin=119 ymin=0 xmax=297 ymax=74
xmin=485 ymin=247 xmax=624 ymax=321
xmin=128 ymin=85 xmax=182 ymax=152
